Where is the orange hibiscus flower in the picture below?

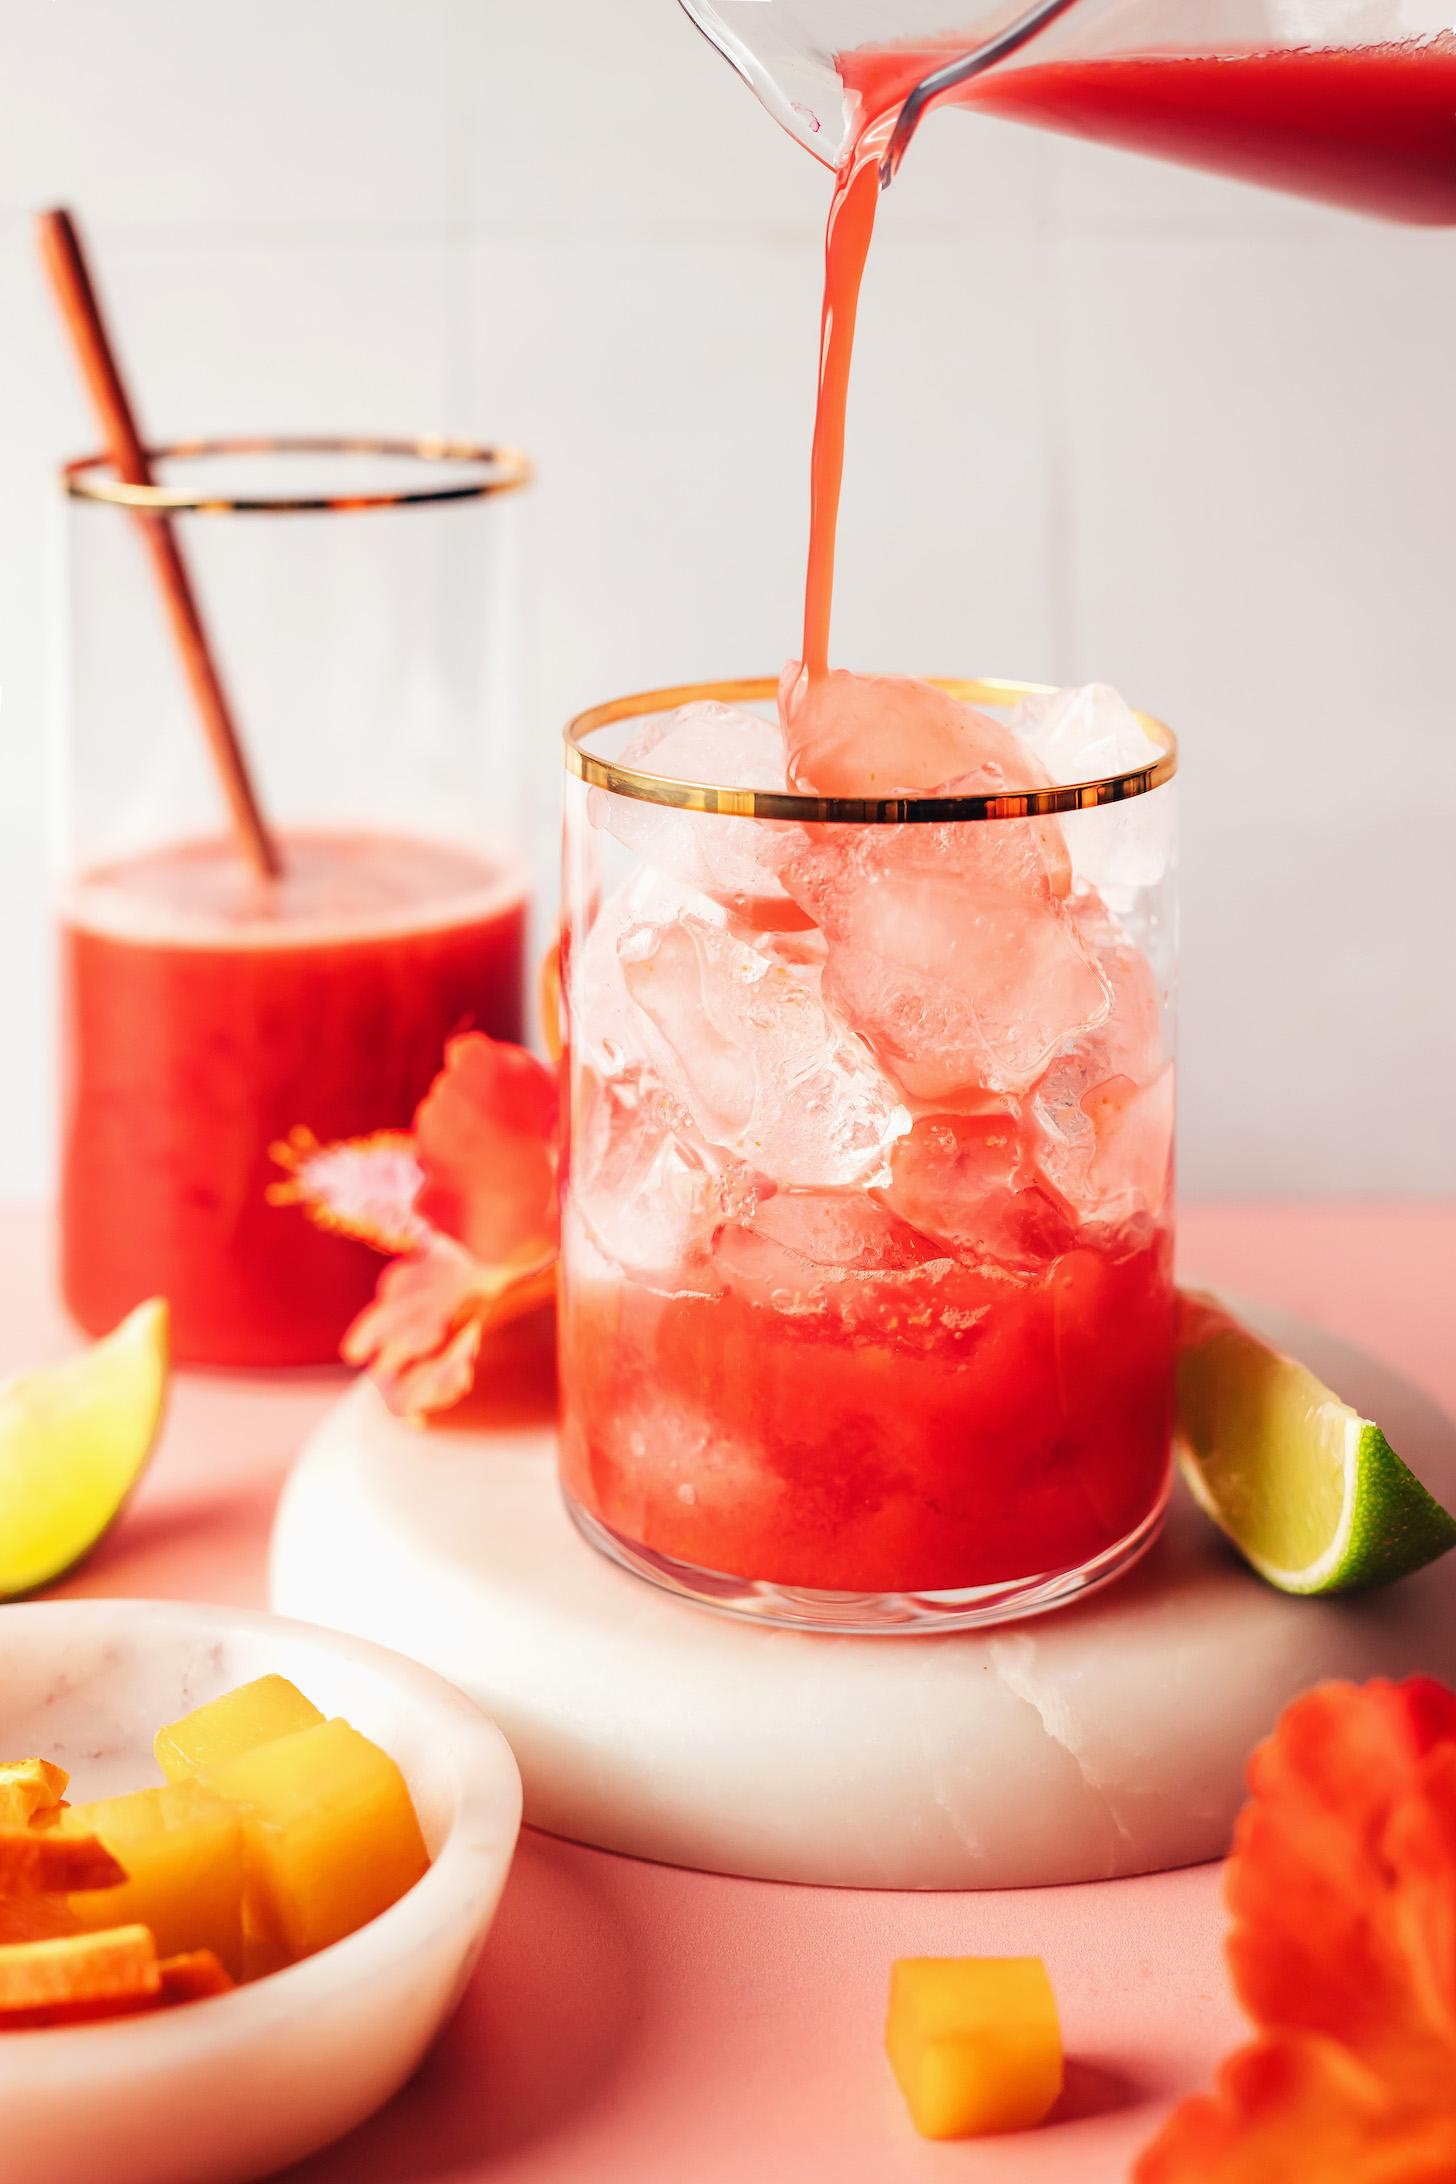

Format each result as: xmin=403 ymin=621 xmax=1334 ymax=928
xmin=1136 ymin=1678 xmax=1456 ymax=2184
xmin=272 ymin=1031 xmax=560 ymax=1419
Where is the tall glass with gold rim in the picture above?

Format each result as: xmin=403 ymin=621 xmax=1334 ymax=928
xmin=559 ymin=675 xmax=1177 ymax=1633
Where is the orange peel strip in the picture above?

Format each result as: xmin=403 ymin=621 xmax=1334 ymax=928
xmin=0 ymin=1924 xmax=160 ymax=2026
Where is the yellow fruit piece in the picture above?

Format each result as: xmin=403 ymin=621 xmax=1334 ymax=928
xmin=239 ymin=1904 xmax=292 ymax=1984
xmin=199 ymin=1718 xmax=429 ymax=1963
xmin=0 ymin=1299 xmax=168 ymax=1598
xmin=885 ymin=1957 xmax=1063 ymax=2139
xmin=60 ymin=1782 xmax=245 ymax=1980
xmin=0 ymin=1758 xmax=69 ymax=1826
xmin=155 ymin=1676 xmax=325 ymax=1783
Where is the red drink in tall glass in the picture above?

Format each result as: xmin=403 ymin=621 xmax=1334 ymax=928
xmin=61 ymin=829 xmax=526 ymax=1366
xmin=559 ymin=676 xmax=1177 ymax=1629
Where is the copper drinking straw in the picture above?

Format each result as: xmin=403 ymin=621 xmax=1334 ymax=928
xmin=36 ymin=207 xmax=280 ymax=880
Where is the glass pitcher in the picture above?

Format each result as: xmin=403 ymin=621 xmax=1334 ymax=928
xmin=677 ymin=0 xmax=1456 ymax=223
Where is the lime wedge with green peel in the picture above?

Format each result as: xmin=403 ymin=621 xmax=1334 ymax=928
xmin=0 ymin=1299 xmax=169 ymax=1598
xmin=1176 ymin=1290 xmax=1456 ymax=1595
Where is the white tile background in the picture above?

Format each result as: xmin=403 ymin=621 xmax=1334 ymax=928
xmin=1 ymin=0 xmax=1452 ymax=1198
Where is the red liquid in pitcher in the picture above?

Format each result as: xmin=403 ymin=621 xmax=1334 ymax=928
xmin=843 ymin=37 xmax=1456 ymax=226
xmin=61 ymin=830 xmax=527 ymax=1366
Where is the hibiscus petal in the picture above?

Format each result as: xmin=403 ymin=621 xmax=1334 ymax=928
xmin=1137 ymin=1679 xmax=1456 ymax=2183
xmin=1136 ymin=2034 xmax=1456 ymax=2184
xmin=1228 ymin=1680 xmax=1456 ymax=2077
xmin=343 ymin=1240 xmax=555 ymax=1421
xmin=365 ymin=1306 xmax=486 ymax=1422
xmin=268 ymin=1127 xmax=432 ymax=1255
xmin=413 ymin=1034 xmax=559 ymax=1270
xmin=343 ymin=1240 xmax=479 ymax=1375
xmin=1381 ymin=1745 xmax=1456 ymax=2075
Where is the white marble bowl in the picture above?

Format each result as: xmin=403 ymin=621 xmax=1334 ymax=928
xmin=0 ymin=1598 xmax=523 ymax=2184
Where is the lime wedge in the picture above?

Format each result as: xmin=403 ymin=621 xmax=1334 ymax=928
xmin=0 ymin=1300 xmax=169 ymax=1598
xmin=1176 ymin=1290 xmax=1456 ymax=1595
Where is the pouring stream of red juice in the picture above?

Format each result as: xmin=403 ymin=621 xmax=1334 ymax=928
xmin=802 ymin=35 xmax=1456 ymax=678
xmin=611 ymin=29 xmax=1456 ymax=1599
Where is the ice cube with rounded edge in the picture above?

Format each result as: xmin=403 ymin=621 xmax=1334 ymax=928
xmin=571 ymin=1064 xmax=767 ymax=1285
xmin=1088 ymin=1063 xmax=1175 ymax=1223
xmin=1070 ymin=893 xmax=1166 ymax=1086
xmin=1014 ymin=683 xmax=1172 ymax=910
xmin=1034 ymin=1061 xmax=1173 ymax=1226
xmin=590 ymin=701 xmax=806 ymax=930
xmin=780 ymin=664 xmax=1057 ymax=799
xmin=1062 ymin=788 xmax=1175 ymax=918
xmin=569 ymin=865 xmax=727 ymax=1084
xmin=1030 ymin=895 xmax=1171 ymax=1223
xmin=1030 ymin=1056 xmax=1098 ymax=1202
xmin=619 ymin=908 xmax=909 ymax=1188
xmin=882 ymin=1107 xmax=1076 ymax=1273
xmin=939 ymin=757 xmax=1074 ymax=902
xmin=782 ymin=820 xmax=1110 ymax=1102
xmin=1013 ymin=682 xmax=1160 ymax=786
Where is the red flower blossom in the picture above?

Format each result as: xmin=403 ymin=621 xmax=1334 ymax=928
xmin=412 ymin=1036 xmax=558 ymax=1276
xmin=1136 ymin=1678 xmax=1456 ymax=2183
xmin=275 ymin=1032 xmax=560 ymax=1419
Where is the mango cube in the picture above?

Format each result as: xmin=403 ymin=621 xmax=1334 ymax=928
xmin=0 ymin=1758 xmax=69 ymax=1826
xmin=885 ymin=1957 xmax=1063 ymax=2139
xmin=155 ymin=1676 xmax=324 ymax=1782
xmin=61 ymin=1782 xmax=245 ymax=1979
xmin=199 ymin=1718 xmax=428 ymax=1963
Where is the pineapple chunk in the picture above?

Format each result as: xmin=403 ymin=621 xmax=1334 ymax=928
xmin=61 ymin=1782 xmax=245 ymax=1980
xmin=155 ymin=1675 xmax=324 ymax=1782
xmin=198 ymin=1719 xmax=428 ymax=1963
xmin=885 ymin=1957 xmax=1063 ymax=2139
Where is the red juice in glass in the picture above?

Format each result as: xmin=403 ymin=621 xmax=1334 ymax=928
xmin=60 ymin=829 xmax=527 ymax=1366
xmin=559 ymin=676 xmax=1178 ymax=1628
xmin=562 ymin=1207 xmax=1174 ymax=1595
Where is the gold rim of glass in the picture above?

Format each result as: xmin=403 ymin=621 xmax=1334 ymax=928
xmin=62 ymin=434 xmax=533 ymax=514
xmin=565 ymin=676 xmax=1177 ymax=824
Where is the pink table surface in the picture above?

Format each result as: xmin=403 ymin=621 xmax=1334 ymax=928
xmin=6 ymin=1199 xmax=1455 ymax=2183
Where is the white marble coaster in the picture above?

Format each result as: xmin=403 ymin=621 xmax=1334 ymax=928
xmin=269 ymin=1301 xmax=1456 ymax=1890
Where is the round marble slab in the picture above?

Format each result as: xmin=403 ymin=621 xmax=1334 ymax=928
xmin=268 ymin=1301 xmax=1456 ymax=1890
